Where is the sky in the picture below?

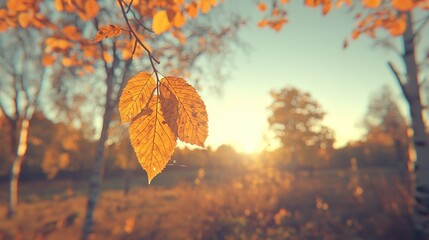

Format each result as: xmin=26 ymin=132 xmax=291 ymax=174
xmin=197 ymin=1 xmax=421 ymax=153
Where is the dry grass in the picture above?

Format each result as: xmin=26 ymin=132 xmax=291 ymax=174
xmin=0 ymin=167 xmax=413 ymax=240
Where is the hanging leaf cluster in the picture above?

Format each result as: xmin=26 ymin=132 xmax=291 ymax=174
xmin=119 ymin=72 xmax=208 ymax=183
xmin=256 ymin=0 xmax=427 ymax=40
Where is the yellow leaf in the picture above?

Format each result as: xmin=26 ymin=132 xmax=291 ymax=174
xmin=200 ymin=0 xmax=212 ymax=13
xmin=153 ymin=10 xmax=171 ymax=35
xmin=392 ymin=0 xmax=414 ymax=11
xmin=93 ymin=25 xmax=123 ymax=43
xmin=119 ymin=72 xmax=157 ymax=124
xmin=361 ymin=0 xmax=381 ymax=8
xmin=160 ymin=77 xmax=208 ymax=147
xmin=129 ymin=97 xmax=177 ymax=184
xmin=18 ymin=12 xmax=31 ymax=28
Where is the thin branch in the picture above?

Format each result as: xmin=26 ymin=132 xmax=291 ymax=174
xmin=126 ymin=0 xmax=134 ymax=13
xmin=118 ymin=0 xmax=160 ymax=64
xmin=388 ymin=62 xmax=410 ymax=102
xmin=413 ymin=14 xmax=429 ymax=39
xmin=119 ymin=0 xmax=153 ymax=33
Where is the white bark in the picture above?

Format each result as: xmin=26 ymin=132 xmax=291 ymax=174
xmin=392 ymin=12 xmax=429 ymax=239
xmin=7 ymin=118 xmax=30 ymax=218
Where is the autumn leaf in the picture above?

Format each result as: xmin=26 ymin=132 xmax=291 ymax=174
xmin=186 ymin=2 xmax=199 ymax=18
xmin=153 ymin=10 xmax=171 ymax=35
xmin=119 ymin=72 xmax=157 ymax=124
xmin=258 ymin=2 xmax=267 ymax=11
xmin=18 ymin=13 xmax=31 ymax=28
xmin=62 ymin=25 xmax=82 ymax=41
xmin=361 ymin=0 xmax=381 ymax=8
xmin=42 ymin=54 xmax=56 ymax=66
xmin=173 ymin=11 xmax=186 ymax=27
xmin=93 ymin=25 xmax=123 ymax=43
xmin=258 ymin=19 xmax=268 ymax=28
xmin=388 ymin=16 xmax=407 ymax=36
xmin=129 ymin=97 xmax=177 ymax=183
xmin=200 ymin=0 xmax=216 ymax=13
xmin=392 ymin=0 xmax=414 ymax=11
xmin=160 ymin=77 xmax=208 ymax=147
xmin=84 ymin=0 xmax=99 ymax=20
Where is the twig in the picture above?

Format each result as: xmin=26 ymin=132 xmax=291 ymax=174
xmin=388 ymin=61 xmax=410 ymax=102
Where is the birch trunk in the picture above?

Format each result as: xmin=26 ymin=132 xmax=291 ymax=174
xmin=81 ymin=103 xmax=114 ymax=240
xmin=397 ymin=12 xmax=429 ymax=240
xmin=7 ymin=118 xmax=30 ymax=218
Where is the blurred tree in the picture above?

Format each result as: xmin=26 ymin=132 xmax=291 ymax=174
xmin=362 ymin=86 xmax=409 ymax=169
xmin=258 ymin=1 xmax=429 ymax=237
xmin=0 ymin=27 xmax=50 ymax=218
xmin=1 ymin=1 xmax=243 ymax=237
xmin=210 ymin=144 xmax=244 ymax=170
xmin=268 ymin=87 xmax=335 ymax=169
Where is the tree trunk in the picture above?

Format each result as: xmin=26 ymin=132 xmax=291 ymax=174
xmin=7 ymin=118 xmax=30 ymax=219
xmin=81 ymin=104 xmax=113 ymax=240
xmin=399 ymin=12 xmax=429 ymax=240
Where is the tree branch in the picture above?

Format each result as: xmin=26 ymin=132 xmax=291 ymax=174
xmin=413 ymin=14 xmax=429 ymax=39
xmin=388 ymin=62 xmax=410 ymax=102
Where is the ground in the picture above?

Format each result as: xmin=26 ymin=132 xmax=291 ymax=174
xmin=0 ymin=167 xmax=413 ymax=240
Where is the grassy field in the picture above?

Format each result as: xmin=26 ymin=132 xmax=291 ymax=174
xmin=0 ymin=167 xmax=413 ymax=240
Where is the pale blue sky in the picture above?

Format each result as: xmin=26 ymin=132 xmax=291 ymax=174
xmin=199 ymin=1 xmax=415 ymax=153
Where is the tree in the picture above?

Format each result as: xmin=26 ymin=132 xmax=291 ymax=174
xmin=1 ymin=0 xmax=242 ymax=238
xmin=362 ymin=85 xmax=409 ymax=168
xmin=267 ymin=87 xmax=335 ymax=169
xmin=258 ymin=1 xmax=429 ymax=237
xmin=0 ymin=27 xmax=50 ymax=218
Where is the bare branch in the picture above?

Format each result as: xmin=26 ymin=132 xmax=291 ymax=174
xmin=388 ymin=62 xmax=410 ymax=102
xmin=413 ymin=14 xmax=429 ymax=39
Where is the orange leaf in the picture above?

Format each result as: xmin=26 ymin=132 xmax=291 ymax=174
xmin=258 ymin=19 xmax=268 ymax=28
xmin=200 ymin=0 xmax=212 ymax=13
xmin=322 ymin=1 xmax=332 ymax=14
xmin=153 ymin=10 xmax=172 ymax=35
xmin=351 ymin=30 xmax=360 ymax=39
xmin=173 ymin=11 xmax=186 ymax=27
xmin=103 ymin=51 xmax=113 ymax=63
xmin=305 ymin=0 xmax=321 ymax=7
xmin=361 ymin=0 xmax=381 ymax=8
xmin=392 ymin=0 xmax=414 ymax=11
xmin=258 ymin=2 xmax=267 ymax=11
xmin=55 ymin=0 xmax=64 ymax=11
xmin=160 ymin=77 xmax=208 ymax=147
xmin=62 ymin=25 xmax=82 ymax=41
xmin=83 ymin=0 xmax=99 ymax=20
xmin=42 ymin=54 xmax=56 ymax=66
xmin=388 ymin=17 xmax=407 ymax=36
xmin=18 ymin=12 xmax=31 ymax=28
xmin=281 ymin=0 xmax=289 ymax=3
xmin=129 ymin=97 xmax=177 ymax=184
xmin=186 ymin=2 xmax=198 ymax=18
xmin=119 ymin=72 xmax=157 ymax=124
xmin=93 ymin=25 xmax=123 ymax=43
xmin=173 ymin=30 xmax=186 ymax=45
